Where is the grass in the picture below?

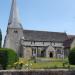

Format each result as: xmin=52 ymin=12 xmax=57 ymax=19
xmin=12 ymin=57 xmax=75 ymax=69
xmin=19 ymin=57 xmax=69 ymax=69
xmin=31 ymin=61 xmax=63 ymax=69
xmin=6 ymin=57 xmax=75 ymax=69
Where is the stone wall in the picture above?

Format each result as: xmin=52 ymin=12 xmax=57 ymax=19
xmin=0 ymin=69 xmax=75 ymax=75
xmin=23 ymin=47 xmax=32 ymax=59
xmin=22 ymin=40 xmax=63 ymax=47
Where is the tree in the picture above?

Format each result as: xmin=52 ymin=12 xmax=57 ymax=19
xmin=0 ymin=48 xmax=19 ymax=69
xmin=0 ymin=29 xmax=2 ymax=48
xmin=68 ymin=47 xmax=75 ymax=65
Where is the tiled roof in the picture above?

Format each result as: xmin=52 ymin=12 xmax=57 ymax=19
xmin=23 ymin=30 xmax=67 ymax=42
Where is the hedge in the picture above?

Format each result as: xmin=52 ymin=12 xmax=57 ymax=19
xmin=68 ymin=47 xmax=75 ymax=65
xmin=0 ymin=48 xmax=19 ymax=69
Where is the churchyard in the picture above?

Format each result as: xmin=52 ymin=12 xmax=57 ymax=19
xmin=7 ymin=57 xmax=75 ymax=70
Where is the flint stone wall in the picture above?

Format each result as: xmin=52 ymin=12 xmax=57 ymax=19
xmin=0 ymin=69 xmax=75 ymax=75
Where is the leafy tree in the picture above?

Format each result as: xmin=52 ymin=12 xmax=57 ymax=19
xmin=68 ymin=47 xmax=75 ymax=65
xmin=0 ymin=48 xmax=19 ymax=69
xmin=0 ymin=29 xmax=2 ymax=48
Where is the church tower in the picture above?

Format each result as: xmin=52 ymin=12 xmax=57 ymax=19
xmin=4 ymin=0 xmax=23 ymax=55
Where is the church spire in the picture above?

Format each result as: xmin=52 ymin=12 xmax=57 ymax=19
xmin=8 ymin=0 xmax=22 ymax=29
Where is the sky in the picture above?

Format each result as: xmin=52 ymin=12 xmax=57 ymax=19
xmin=0 ymin=0 xmax=75 ymax=43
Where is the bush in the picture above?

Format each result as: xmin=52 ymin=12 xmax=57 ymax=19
xmin=68 ymin=48 xmax=75 ymax=65
xmin=0 ymin=48 xmax=19 ymax=69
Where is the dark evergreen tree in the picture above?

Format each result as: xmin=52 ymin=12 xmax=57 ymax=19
xmin=0 ymin=29 xmax=2 ymax=48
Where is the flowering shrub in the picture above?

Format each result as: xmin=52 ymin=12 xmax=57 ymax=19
xmin=13 ymin=59 xmax=32 ymax=69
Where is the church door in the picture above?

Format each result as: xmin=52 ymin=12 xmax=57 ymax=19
xmin=49 ymin=52 xmax=53 ymax=58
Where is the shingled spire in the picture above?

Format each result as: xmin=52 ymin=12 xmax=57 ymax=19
xmin=4 ymin=0 xmax=23 ymax=55
xmin=8 ymin=0 xmax=22 ymax=28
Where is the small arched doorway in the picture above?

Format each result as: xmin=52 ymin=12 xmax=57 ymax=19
xmin=50 ymin=52 xmax=53 ymax=58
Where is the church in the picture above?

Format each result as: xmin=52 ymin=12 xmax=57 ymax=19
xmin=4 ymin=0 xmax=69 ymax=59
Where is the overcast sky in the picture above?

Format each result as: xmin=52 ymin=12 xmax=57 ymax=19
xmin=0 ymin=0 xmax=75 ymax=43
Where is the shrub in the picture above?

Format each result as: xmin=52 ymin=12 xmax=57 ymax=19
xmin=0 ymin=48 xmax=19 ymax=69
xmin=68 ymin=48 xmax=75 ymax=65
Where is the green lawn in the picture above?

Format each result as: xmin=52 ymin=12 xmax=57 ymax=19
xmin=31 ymin=61 xmax=63 ymax=69
xmin=16 ymin=58 xmax=75 ymax=69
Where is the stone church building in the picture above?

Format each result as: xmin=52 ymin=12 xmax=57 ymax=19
xmin=4 ymin=0 xmax=69 ymax=59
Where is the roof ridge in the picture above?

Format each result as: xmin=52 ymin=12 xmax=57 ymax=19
xmin=23 ymin=29 xmax=66 ymax=34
